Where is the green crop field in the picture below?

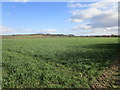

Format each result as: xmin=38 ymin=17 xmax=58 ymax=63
xmin=2 ymin=37 xmax=120 ymax=88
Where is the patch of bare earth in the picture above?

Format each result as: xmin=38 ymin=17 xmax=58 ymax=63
xmin=90 ymin=54 xmax=120 ymax=89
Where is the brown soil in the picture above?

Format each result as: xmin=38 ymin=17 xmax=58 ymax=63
xmin=90 ymin=54 xmax=120 ymax=89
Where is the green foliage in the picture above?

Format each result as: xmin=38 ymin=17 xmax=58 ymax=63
xmin=2 ymin=37 xmax=119 ymax=88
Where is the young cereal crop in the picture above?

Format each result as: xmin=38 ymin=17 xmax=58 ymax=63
xmin=2 ymin=37 xmax=120 ymax=88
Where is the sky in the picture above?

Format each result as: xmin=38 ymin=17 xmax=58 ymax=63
xmin=1 ymin=0 xmax=118 ymax=36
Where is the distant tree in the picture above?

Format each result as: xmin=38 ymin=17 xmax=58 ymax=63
xmin=12 ymin=34 xmax=16 ymax=36
xmin=111 ymin=34 xmax=116 ymax=37
xmin=68 ymin=34 xmax=75 ymax=36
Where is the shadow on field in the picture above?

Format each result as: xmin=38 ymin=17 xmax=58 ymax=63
xmin=53 ymin=43 xmax=120 ymax=71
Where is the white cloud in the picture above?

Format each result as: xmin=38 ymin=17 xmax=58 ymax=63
xmin=15 ymin=28 xmax=34 ymax=34
xmin=91 ymin=12 xmax=118 ymax=28
xmin=68 ymin=3 xmax=88 ymax=8
xmin=69 ymin=18 xmax=83 ymax=23
xmin=0 ymin=26 xmax=35 ymax=35
xmin=68 ymin=1 xmax=118 ymax=9
xmin=74 ymin=24 xmax=91 ymax=29
xmin=0 ymin=26 xmax=15 ymax=35
xmin=15 ymin=0 xmax=29 ymax=2
xmin=69 ymin=2 xmax=117 ymax=24
xmin=38 ymin=28 xmax=57 ymax=34
xmin=68 ymin=0 xmax=118 ymax=35
xmin=79 ymin=27 xmax=118 ymax=35
xmin=0 ymin=26 xmax=57 ymax=35
xmin=69 ymin=8 xmax=102 ymax=23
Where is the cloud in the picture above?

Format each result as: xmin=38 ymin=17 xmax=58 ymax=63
xmin=74 ymin=24 xmax=91 ymax=29
xmin=38 ymin=28 xmax=57 ymax=34
xmin=15 ymin=0 xmax=29 ymax=2
xmin=69 ymin=8 xmax=102 ymax=23
xmin=68 ymin=0 xmax=118 ymax=35
xmin=69 ymin=2 xmax=117 ymax=24
xmin=68 ymin=3 xmax=89 ymax=8
xmin=79 ymin=27 xmax=118 ymax=35
xmin=72 ymin=9 xmax=118 ymax=29
xmin=69 ymin=18 xmax=83 ymax=23
xmin=15 ymin=28 xmax=34 ymax=34
xmin=68 ymin=1 xmax=118 ymax=9
xmin=0 ymin=26 xmax=57 ymax=35
xmin=91 ymin=12 xmax=118 ymax=28
xmin=0 ymin=26 xmax=15 ymax=35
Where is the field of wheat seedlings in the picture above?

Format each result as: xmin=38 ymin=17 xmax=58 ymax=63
xmin=2 ymin=37 xmax=119 ymax=88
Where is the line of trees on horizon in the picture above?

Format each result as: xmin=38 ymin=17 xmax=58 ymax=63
xmin=1 ymin=34 xmax=120 ymax=37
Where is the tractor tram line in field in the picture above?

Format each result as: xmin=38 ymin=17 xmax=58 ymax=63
xmin=90 ymin=54 xmax=120 ymax=89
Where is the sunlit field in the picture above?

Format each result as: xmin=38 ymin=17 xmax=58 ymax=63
xmin=2 ymin=37 xmax=119 ymax=88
